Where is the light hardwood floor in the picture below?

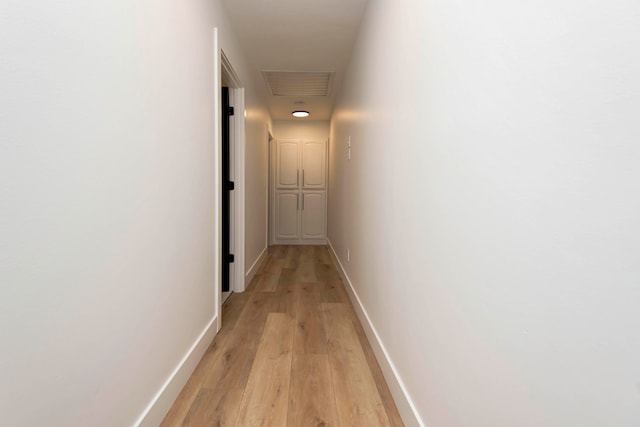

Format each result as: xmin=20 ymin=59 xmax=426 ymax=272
xmin=161 ymin=245 xmax=404 ymax=427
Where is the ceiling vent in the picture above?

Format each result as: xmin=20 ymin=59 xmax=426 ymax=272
xmin=262 ymin=71 xmax=335 ymax=97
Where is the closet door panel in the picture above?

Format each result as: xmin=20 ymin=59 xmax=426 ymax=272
xmin=301 ymin=191 xmax=326 ymax=239
xmin=301 ymin=140 xmax=326 ymax=189
xmin=275 ymin=191 xmax=300 ymax=240
xmin=276 ymin=140 xmax=300 ymax=189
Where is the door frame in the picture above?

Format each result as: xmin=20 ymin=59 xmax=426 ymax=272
xmin=220 ymin=50 xmax=246 ymax=297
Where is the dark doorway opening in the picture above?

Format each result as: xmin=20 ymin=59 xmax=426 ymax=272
xmin=221 ymin=86 xmax=234 ymax=293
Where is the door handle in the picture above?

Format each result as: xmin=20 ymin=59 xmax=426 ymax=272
xmin=297 ymin=193 xmax=300 ymax=210
xmin=302 ymin=193 xmax=305 ymax=210
xmin=302 ymin=169 xmax=305 ymax=187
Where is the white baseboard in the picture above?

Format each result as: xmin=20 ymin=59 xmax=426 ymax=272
xmin=245 ymin=246 xmax=268 ymax=287
xmin=326 ymin=240 xmax=425 ymax=427
xmin=135 ymin=315 xmax=218 ymax=427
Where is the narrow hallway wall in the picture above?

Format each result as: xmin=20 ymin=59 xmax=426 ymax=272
xmin=273 ymin=120 xmax=330 ymax=141
xmin=0 ymin=0 xmax=270 ymax=425
xmin=329 ymin=0 xmax=640 ymax=426
xmin=245 ymin=110 xmax=272 ymax=282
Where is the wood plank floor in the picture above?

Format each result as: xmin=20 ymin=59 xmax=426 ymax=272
xmin=161 ymin=245 xmax=404 ymax=427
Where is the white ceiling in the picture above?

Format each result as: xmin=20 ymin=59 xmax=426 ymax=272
xmin=222 ymin=0 xmax=369 ymax=121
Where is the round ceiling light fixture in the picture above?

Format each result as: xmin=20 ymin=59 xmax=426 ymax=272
xmin=292 ymin=110 xmax=310 ymax=118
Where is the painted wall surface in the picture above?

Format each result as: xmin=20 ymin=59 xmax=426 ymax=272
xmin=0 ymin=0 xmax=269 ymax=425
xmin=329 ymin=0 xmax=640 ymax=426
xmin=273 ymin=120 xmax=330 ymax=141
xmin=244 ymin=114 xmax=271 ymax=277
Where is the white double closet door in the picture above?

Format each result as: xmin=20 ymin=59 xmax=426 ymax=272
xmin=274 ymin=139 xmax=327 ymax=243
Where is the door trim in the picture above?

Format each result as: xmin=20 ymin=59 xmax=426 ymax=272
xmin=221 ymin=51 xmax=246 ymax=294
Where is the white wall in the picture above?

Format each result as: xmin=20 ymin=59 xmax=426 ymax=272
xmin=329 ymin=0 xmax=640 ymax=426
xmin=244 ymin=113 xmax=271 ymax=279
xmin=0 ymin=0 xmax=269 ymax=425
xmin=273 ymin=120 xmax=330 ymax=141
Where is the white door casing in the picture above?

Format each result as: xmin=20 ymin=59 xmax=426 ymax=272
xmin=220 ymin=50 xmax=246 ymax=295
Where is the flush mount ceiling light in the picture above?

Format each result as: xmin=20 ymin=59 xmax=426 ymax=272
xmin=292 ymin=110 xmax=310 ymax=118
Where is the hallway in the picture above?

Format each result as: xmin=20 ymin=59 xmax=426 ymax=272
xmin=3 ymin=0 xmax=639 ymax=424
xmin=161 ymin=245 xmax=403 ymax=426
